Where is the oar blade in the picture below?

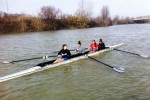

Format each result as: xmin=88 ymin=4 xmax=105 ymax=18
xmin=113 ymin=67 xmax=125 ymax=73
xmin=140 ymin=55 xmax=150 ymax=58
xmin=2 ymin=61 xmax=11 ymax=64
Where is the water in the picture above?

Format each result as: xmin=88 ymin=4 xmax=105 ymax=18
xmin=0 ymin=24 xmax=150 ymax=100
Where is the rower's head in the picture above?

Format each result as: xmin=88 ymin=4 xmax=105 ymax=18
xmin=99 ymin=39 xmax=103 ymax=42
xmin=92 ymin=40 xmax=96 ymax=44
xmin=78 ymin=41 xmax=81 ymax=46
xmin=62 ymin=44 xmax=67 ymax=50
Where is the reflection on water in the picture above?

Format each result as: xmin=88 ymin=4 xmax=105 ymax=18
xmin=0 ymin=24 xmax=150 ymax=100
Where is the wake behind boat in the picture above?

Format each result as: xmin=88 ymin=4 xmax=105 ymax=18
xmin=0 ymin=43 xmax=124 ymax=83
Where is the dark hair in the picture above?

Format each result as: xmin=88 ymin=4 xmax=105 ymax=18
xmin=62 ymin=44 xmax=67 ymax=49
xmin=99 ymin=39 xmax=102 ymax=42
xmin=92 ymin=40 xmax=96 ymax=47
xmin=78 ymin=41 xmax=81 ymax=45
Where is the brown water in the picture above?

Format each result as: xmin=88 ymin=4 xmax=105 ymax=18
xmin=0 ymin=24 xmax=150 ymax=100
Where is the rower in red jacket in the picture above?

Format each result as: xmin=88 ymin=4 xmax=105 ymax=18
xmin=89 ymin=40 xmax=98 ymax=53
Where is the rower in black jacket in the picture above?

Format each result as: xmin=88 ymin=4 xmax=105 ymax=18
xmin=53 ymin=44 xmax=71 ymax=63
xmin=98 ymin=39 xmax=105 ymax=50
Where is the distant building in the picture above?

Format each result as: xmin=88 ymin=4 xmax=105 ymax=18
xmin=134 ymin=16 xmax=150 ymax=23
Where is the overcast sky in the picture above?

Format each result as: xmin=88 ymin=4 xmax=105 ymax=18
xmin=0 ymin=0 xmax=150 ymax=18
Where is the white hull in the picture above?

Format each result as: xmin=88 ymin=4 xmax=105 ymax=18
xmin=0 ymin=43 xmax=124 ymax=83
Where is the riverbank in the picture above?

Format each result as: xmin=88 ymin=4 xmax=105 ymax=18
xmin=0 ymin=5 xmax=134 ymax=34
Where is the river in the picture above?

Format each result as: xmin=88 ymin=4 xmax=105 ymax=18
xmin=0 ymin=24 xmax=150 ymax=100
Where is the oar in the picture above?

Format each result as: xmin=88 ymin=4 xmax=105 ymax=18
xmin=2 ymin=55 xmax=56 ymax=64
xmin=48 ymin=48 xmax=88 ymax=54
xmin=113 ymin=49 xmax=150 ymax=58
xmin=47 ymin=49 xmax=77 ymax=54
xmin=87 ymin=56 xmax=125 ymax=73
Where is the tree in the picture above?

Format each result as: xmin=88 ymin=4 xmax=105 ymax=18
xmin=39 ymin=6 xmax=61 ymax=19
xmin=38 ymin=6 xmax=62 ymax=30
xmin=75 ymin=0 xmax=93 ymax=19
xmin=99 ymin=6 xmax=111 ymax=26
xmin=74 ymin=0 xmax=94 ymax=28
xmin=112 ymin=15 xmax=120 ymax=25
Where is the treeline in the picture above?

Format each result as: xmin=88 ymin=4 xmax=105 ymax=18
xmin=0 ymin=5 xmax=134 ymax=34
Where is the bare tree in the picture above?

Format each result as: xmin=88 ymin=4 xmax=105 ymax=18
xmin=38 ymin=6 xmax=61 ymax=19
xmin=38 ymin=6 xmax=62 ymax=30
xmin=75 ymin=0 xmax=93 ymax=19
xmin=100 ymin=6 xmax=110 ymax=26
xmin=113 ymin=15 xmax=120 ymax=25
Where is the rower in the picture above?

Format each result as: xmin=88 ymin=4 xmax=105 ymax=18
xmin=53 ymin=44 xmax=71 ymax=63
xmin=75 ymin=41 xmax=86 ymax=54
xmin=89 ymin=40 xmax=98 ymax=53
xmin=98 ymin=39 xmax=105 ymax=50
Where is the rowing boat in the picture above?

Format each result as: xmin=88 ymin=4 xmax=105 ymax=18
xmin=0 ymin=43 xmax=124 ymax=83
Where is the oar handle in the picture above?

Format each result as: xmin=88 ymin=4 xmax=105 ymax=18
xmin=69 ymin=49 xmax=78 ymax=51
xmin=53 ymin=48 xmax=88 ymax=53
xmin=52 ymin=50 xmax=76 ymax=53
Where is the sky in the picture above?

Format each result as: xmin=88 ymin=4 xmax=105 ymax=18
xmin=0 ymin=0 xmax=150 ymax=18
